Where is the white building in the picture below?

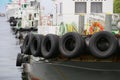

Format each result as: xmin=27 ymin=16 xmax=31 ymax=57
xmin=55 ymin=0 xmax=113 ymax=34
xmin=56 ymin=0 xmax=113 ymax=23
xmin=19 ymin=0 xmax=40 ymax=28
xmin=38 ymin=0 xmax=114 ymax=35
xmin=59 ymin=0 xmax=113 ymax=14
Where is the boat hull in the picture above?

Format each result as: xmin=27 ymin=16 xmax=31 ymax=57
xmin=23 ymin=61 xmax=120 ymax=80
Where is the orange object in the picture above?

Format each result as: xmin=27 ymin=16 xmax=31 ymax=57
xmin=89 ymin=22 xmax=104 ymax=34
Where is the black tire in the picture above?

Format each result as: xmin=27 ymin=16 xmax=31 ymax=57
xmin=18 ymin=33 xmax=23 ymax=40
xmin=20 ymin=45 xmax=23 ymax=53
xmin=10 ymin=22 xmax=14 ymax=26
xmin=118 ymin=38 xmax=120 ymax=52
xmin=41 ymin=34 xmax=59 ymax=59
xmin=16 ymin=53 xmax=23 ymax=67
xmin=22 ymin=55 xmax=30 ymax=63
xmin=13 ymin=20 xmax=17 ymax=26
xmin=59 ymin=32 xmax=85 ymax=58
xmin=30 ymin=34 xmax=44 ymax=57
xmin=10 ymin=19 xmax=17 ymax=26
xmin=89 ymin=31 xmax=117 ymax=58
xmin=9 ymin=17 xmax=15 ymax=23
xmin=22 ymin=33 xmax=34 ymax=55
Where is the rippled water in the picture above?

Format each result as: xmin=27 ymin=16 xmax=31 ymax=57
xmin=0 ymin=17 xmax=22 ymax=80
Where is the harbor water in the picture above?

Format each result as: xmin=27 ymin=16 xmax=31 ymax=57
xmin=0 ymin=17 xmax=22 ymax=80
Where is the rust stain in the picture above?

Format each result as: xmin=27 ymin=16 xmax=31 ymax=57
xmin=31 ymin=77 xmax=40 ymax=80
xmin=30 ymin=73 xmax=41 ymax=80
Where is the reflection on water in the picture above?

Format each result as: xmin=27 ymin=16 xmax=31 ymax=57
xmin=0 ymin=17 xmax=22 ymax=80
xmin=21 ymin=70 xmax=29 ymax=80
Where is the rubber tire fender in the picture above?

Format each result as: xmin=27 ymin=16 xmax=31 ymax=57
xmin=89 ymin=31 xmax=117 ymax=58
xmin=22 ymin=33 xmax=34 ymax=55
xmin=16 ymin=53 xmax=24 ymax=67
xmin=30 ymin=34 xmax=44 ymax=57
xmin=41 ymin=34 xmax=59 ymax=59
xmin=22 ymin=55 xmax=30 ymax=63
xmin=117 ymin=38 xmax=120 ymax=52
xmin=59 ymin=32 xmax=85 ymax=58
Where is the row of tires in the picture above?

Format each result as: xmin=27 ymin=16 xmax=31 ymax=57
xmin=21 ymin=31 xmax=119 ymax=59
xmin=9 ymin=17 xmax=17 ymax=26
xmin=16 ymin=53 xmax=30 ymax=66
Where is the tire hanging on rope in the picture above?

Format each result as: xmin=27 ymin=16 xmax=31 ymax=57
xmin=89 ymin=31 xmax=117 ymax=58
xmin=59 ymin=32 xmax=85 ymax=58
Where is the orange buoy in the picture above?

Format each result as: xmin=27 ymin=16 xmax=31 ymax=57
xmin=89 ymin=22 xmax=104 ymax=34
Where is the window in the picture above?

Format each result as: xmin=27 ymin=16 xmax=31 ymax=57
xmin=60 ymin=3 xmax=63 ymax=15
xmin=29 ymin=14 xmax=32 ymax=20
xmin=30 ymin=1 xmax=34 ymax=6
xmin=75 ymin=2 xmax=86 ymax=13
xmin=34 ymin=13 xmax=36 ymax=17
xmin=22 ymin=4 xmax=27 ymax=8
xmin=31 ymin=1 xmax=36 ymax=6
xmin=91 ymin=2 xmax=102 ymax=13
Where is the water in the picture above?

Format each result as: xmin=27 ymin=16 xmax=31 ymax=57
xmin=0 ymin=17 xmax=22 ymax=80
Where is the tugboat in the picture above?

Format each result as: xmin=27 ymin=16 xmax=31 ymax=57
xmin=6 ymin=0 xmax=39 ymax=41
xmin=13 ymin=0 xmax=120 ymax=80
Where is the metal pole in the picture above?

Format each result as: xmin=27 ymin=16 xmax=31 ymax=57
xmin=56 ymin=4 xmax=58 ymax=26
xmin=79 ymin=14 xmax=84 ymax=34
xmin=105 ymin=14 xmax=112 ymax=32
